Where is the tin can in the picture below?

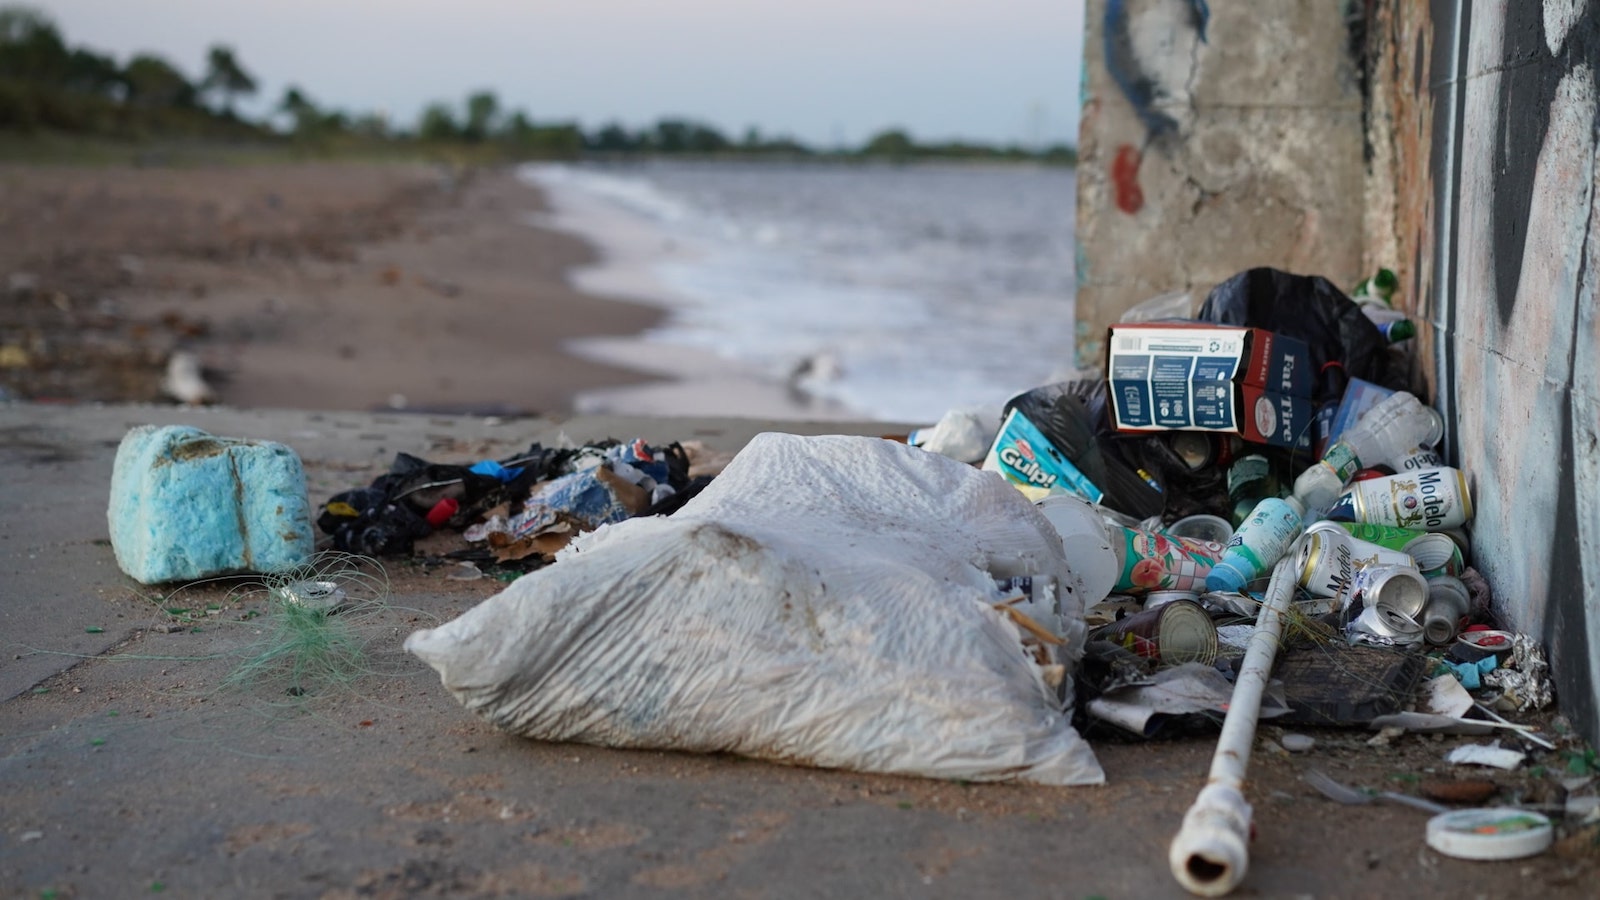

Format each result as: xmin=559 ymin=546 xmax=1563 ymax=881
xmin=1350 ymin=563 xmax=1430 ymax=619
xmin=1295 ymin=525 xmax=1415 ymax=603
xmin=1350 ymin=603 xmax=1425 ymax=645
xmin=1092 ymin=599 xmax=1218 ymax=666
xmin=1145 ymin=589 xmax=1201 ymax=610
xmin=276 ymin=579 xmax=348 ymax=613
xmin=1333 ymin=521 xmax=1428 ymax=552
xmin=1394 ymin=445 xmax=1444 ymax=472
xmin=1402 ymin=532 xmax=1465 ymax=578
xmin=1328 ymin=466 xmax=1474 ymax=532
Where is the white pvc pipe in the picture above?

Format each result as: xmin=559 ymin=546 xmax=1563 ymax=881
xmin=1169 ymin=556 xmax=1299 ymax=896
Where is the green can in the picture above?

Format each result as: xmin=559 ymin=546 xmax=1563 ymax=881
xmin=1333 ymin=521 xmax=1428 ymax=552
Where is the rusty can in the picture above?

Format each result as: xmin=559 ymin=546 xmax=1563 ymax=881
xmin=1092 ymin=598 xmax=1218 ymax=666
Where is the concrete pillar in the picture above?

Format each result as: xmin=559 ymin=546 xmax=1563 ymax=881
xmin=1075 ymin=0 xmax=1367 ymax=370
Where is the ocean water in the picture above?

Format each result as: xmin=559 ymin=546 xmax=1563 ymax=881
xmin=520 ymin=160 xmax=1078 ymax=425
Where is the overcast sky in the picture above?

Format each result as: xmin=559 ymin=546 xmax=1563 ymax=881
xmin=38 ymin=0 xmax=1086 ymax=148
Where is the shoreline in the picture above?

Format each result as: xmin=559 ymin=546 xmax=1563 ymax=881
xmin=0 ymin=161 xmax=671 ymax=417
xmin=519 ymin=162 xmax=877 ymax=422
xmin=0 ymin=159 xmax=891 ymax=423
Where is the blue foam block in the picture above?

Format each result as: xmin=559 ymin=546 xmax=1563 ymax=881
xmin=107 ymin=425 xmax=314 ymax=584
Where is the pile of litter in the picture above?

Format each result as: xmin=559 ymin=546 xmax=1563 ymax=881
xmin=105 ymin=263 xmax=1593 ymax=890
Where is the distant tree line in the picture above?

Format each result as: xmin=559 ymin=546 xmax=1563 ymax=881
xmin=0 ymin=5 xmax=1076 ymax=165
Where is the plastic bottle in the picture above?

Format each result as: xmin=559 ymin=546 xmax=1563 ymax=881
xmin=1376 ymin=319 xmax=1416 ymax=343
xmin=1205 ymin=495 xmax=1306 ymax=593
xmin=1225 ymin=454 xmax=1279 ymax=527
xmin=1291 ymin=391 xmax=1445 ymax=514
xmin=1351 ymin=268 xmax=1399 ymax=306
xmin=1311 ymin=361 xmax=1350 ymax=459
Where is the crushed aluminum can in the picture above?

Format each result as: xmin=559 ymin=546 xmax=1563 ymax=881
xmin=277 ymin=579 xmax=348 ymax=614
xmin=1347 ymin=603 xmax=1424 ymax=647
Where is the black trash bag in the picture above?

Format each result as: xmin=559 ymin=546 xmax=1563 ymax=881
xmin=1121 ymin=434 xmax=1231 ymax=523
xmin=1003 ymin=382 xmax=1165 ymax=520
xmin=329 ymin=501 xmax=433 ymax=557
xmin=1196 ymin=267 xmax=1405 ymax=394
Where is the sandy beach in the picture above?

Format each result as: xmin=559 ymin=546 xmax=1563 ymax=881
xmin=0 ymin=161 xmax=672 ymax=416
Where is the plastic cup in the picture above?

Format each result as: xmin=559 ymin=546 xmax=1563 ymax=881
xmin=1168 ymin=514 xmax=1234 ymax=545
xmin=1034 ymin=494 xmax=1119 ymax=604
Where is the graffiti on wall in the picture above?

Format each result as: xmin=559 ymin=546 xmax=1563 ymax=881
xmin=1435 ymin=0 xmax=1600 ymax=738
xmin=1101 ymin=0 xmax=1210 ymax=214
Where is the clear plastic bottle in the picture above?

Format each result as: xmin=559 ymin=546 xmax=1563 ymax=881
xmin=1291 ymin=391 xmax=1444 ymax=514
xmin=1205 ymin=495 xmax=1306 ymax=593
xmin=1225 ymin=454 xmax=1279 ymax=527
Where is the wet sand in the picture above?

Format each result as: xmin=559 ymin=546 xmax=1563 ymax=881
xmin=0 ymin=162 xmax=670 ymax=416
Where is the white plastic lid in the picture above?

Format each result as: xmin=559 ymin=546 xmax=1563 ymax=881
xmin=1425 ymin=808 xmax=1552 ymax=860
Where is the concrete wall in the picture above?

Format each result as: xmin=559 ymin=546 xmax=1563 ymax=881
xmin=1074 ymin=0 xmax=1368 ymax=370
xmin=1077 ymin=0 xmax=1600 ymax=743
xmin=1381 ymin=0 xmax=1598 ymax=740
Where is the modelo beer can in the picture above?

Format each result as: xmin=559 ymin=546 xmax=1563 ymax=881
xmin=1295 ymin=523 xmax=1415 ymax=603
xmin=1394 ymin=445 xmax=1444 ymax=472
xmin=1326 ymin=466 xmax=1473 ymax=532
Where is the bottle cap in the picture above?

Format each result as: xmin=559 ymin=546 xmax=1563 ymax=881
xmin=1205 ymin=560 xmax=1248 ymax=594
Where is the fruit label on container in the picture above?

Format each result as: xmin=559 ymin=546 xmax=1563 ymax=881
xmin=1113 ymin=528 xmax=1224 ymax=594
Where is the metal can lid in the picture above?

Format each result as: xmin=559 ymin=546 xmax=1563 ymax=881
xmin=1153 ymin=599 xmax=1218 ymax=665
xmin=1425 ymin=808 xmax=1552 ymax=860
xmin=1146 ymin=589 xmax=1200 ymax=610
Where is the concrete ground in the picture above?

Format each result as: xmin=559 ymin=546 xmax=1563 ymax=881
xmin=1 ymin=402 xmax=1592 ymax=899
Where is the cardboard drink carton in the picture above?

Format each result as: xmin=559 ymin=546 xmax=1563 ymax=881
xmin=1105 ymin=323 xmax=1314 ymax=450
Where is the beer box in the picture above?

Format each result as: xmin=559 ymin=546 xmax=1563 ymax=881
xmin=1105 ymin=323 xmax=1314 ymax=449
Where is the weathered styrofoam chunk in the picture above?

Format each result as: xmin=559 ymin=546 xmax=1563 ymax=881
xmin=107 ymin=425 xmax=314 ymax=584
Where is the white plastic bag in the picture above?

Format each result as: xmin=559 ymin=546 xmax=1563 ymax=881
xmin=406 ymin=433 xmax=1104 ymax=785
